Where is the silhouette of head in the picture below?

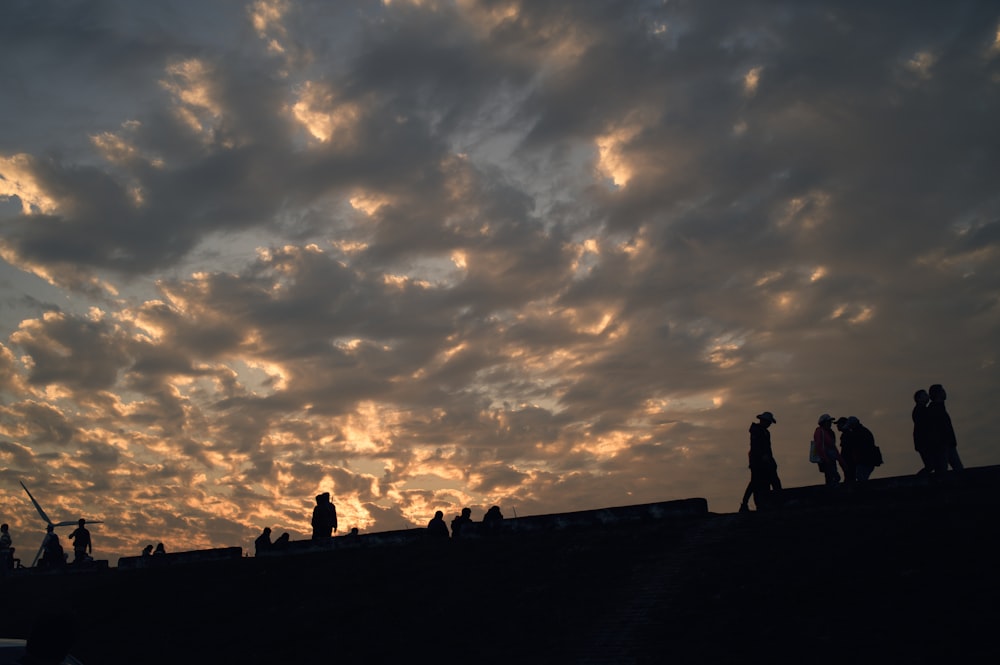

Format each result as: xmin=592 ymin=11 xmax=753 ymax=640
xmin=1 ymin=523 xmax=7 ymax=532
xmin=914 ymin=389 xmax=929 ymax=405
xmin=835 ymin=416 xmax=850 ymax=431
xmin=756 ymin=411 xmax=776 ymax=427
xmin=929 ymin=384 xmax=946 ymax=401
xmin=434 ymin=510 xmax=443 ymax=519
xmin=46 ymin=524 xmax=54 ymax=533
xmin=461 ymin=507 xmax=472 ymax=517
xmin=78 ymin=518 xmax=86 ymax=527
xmin=817 ymin=413 xmax=834 ymax=426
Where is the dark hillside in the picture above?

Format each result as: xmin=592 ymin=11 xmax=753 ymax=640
xmin=3 ymin=468 xmax=998 ymax=664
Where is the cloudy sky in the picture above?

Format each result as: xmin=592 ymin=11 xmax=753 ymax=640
xmin=1 ymin=0 xmax=998 ymax=563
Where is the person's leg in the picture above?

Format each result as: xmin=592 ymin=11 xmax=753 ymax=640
xmin=946 ymin=447 xmax=964 ymax=471
xmin=740 ymin=480 xmax=753 ymax=511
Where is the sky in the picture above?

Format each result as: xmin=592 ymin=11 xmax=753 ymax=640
xmin=1 ymin=0 xmax=999 ymax=564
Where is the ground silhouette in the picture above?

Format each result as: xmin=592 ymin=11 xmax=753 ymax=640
xmin=2 ymin=467 xmax=998 ymax=664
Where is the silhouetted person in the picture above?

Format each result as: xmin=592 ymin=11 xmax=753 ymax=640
xmin=927 ymin=384 xmax=962 ymax=471
xmin=836 ymin=417 xmax=857 ymax=485
xmin=742 ymin=412 xmax=781 ymax=511
xmin=141 ymin=544 xmax=153 ymax=557
xmin=20 ymin=610 xmax=77 ymax=665
xmin=0 ymin=523 xmax=14 ymax=570
xmin=38 ymin=525 xmax=64 ymax=569
xmin=482 ymin=505 xmax=504 ymax=535
xmin=813 ymin=413 xmax=842 ymax=486
xmin=255 ymin=527 xmax=273 ymax=555
xmin=912 ymin=389 xmax=939 ymax=475
xmin=311 ymin=492 xmax=338 ymax=539
xmin=274 ymin=532 xmax=290 ymax=548
xmin=451 ymin=507 xmax=473 ymax=538
xmin=154 ymin=542 xmax=166 ymax=555
xmin=848 ymin=416 xmax=880 ymax=482
xmin=68 ymin=519 xmax=91 ymax=564
xmin=427 ymin=511 xmax=449 ymax=539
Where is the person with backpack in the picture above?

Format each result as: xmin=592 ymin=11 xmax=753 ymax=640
xmin=845 ymin=416 xmax=881 ymax=482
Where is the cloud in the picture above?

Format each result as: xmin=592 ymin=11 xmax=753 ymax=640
xmin=1 ymin=0 xmax=998 ymax=562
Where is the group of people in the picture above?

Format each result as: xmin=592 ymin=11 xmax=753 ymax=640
xmin=427 ymin=505 xmax=505 ymax=539
xmin=140 ymin=542 xmax=168 ymax=557
xmin=740 ymin=383 xmax=963 ymax=512
xmin=912 ymin=384 xmax=962 ymax=475
xmin=0 ymin=519 xmax=94 ymax=571
xmin=30 ymin=519 xmax=94 ymax=568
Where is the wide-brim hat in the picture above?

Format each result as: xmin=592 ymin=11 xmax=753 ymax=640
xmin=756 ymin=411 xmax=776 ymax=423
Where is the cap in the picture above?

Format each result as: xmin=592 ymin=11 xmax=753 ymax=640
xmin=756 ymin=411 xmax=776 ymax=424
xmin=818 ymin=413 xmax=835 ymax=424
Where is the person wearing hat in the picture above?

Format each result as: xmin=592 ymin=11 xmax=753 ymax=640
xmin=813 ymin=414 xmax=842 ymax=486
xmin=741 ymin=411 xmax=782 ymax=512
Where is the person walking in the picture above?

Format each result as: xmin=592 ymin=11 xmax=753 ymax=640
xmin=813 ymin=414 xmax=842 ymax=486
xmin=927 ymin=384 xmax=962 ymax=471
xmin=741 ymin=411 xmax=782 ymax=511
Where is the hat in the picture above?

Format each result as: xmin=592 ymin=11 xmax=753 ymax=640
xmin=835 ymin=416 xmax=850 ymax=427
xmin=756 ymin=411 xmax=776 ymax=424
xmin=847 ymin=416 xmax=860 ymax=426
xmin=818 ymin=413 xmax=835 ymax=424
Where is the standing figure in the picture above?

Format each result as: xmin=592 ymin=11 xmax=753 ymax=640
xmin=0 ymin=523 xmax=14 ymax=570
xmin=848 ymin=416 xmax=880 ymax=482
xmin=311 ymin=492 xmax=338 ymax=539
xmin=927 ymin=384 xmax=962 ymax=471
xmin=68 ymin=519 xmax=92 ymax=564
xmin=912 ymin=389 xmax=941 ymax=475
xmin=427 ymin=511 xmax=450 ymax=539
xmin=39 ymin=524 xmax=65 ymax=568
xmin=814 ymin=414 xmax=842 ymax=486
xmin=451 ymin=507 xmax=473 ymax=538
xmin=742 ymin=411 xmax=782 ymax=512
xmin=255 ymin=527 xmax=273 ymax=554
xmin=482 ymin=505 xmax=504 ymax=535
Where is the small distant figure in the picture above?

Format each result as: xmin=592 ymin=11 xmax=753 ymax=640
xmin=813 ymin=414 xmax=842 ymax=487
xmin=311 ymin=492 xmax=338 ymax=539
xmin=427 ymin=511 xmax=450 ymax=539
xmin=741 ymin=411 xmax=781 ymax=512
xmin=68 ymin=519 xmax=92 ymax=564
xmin=153 ymin=542 xmax=167 ymax=555
xmin=255 ymin=527 xmax=273 ymax=555
xmin=274 ymin=532 xmax=290 ymax=548
xmin=451 ymin=507 xmax=473 ymax=538
xmin=39 ymin=525 xmax=65 ymax=569
xmin=927 ymin=384 xmax=962 ymax=471
xmin=0 ymin=523 xmax=14 ymax=570
xmin=482 ymin=505 xmax=504 ymax=533
xmin=141 ymin=544 xmax=154 ymax=557
xmin=912 ymin=389 xmax=939 ymax=475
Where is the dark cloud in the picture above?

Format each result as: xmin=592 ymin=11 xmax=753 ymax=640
xmin=1 ymin=0 xmax=998 ymax=562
